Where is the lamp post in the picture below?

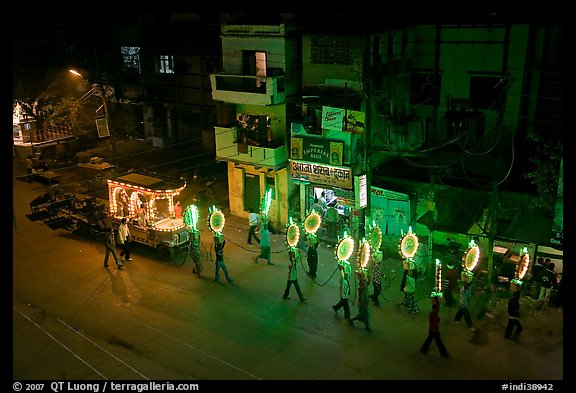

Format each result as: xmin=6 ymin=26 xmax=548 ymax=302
xmin=69 ymin=69 xmax=117 ymax=158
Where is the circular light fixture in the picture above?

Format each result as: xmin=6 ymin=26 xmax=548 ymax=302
xmin=400 ymin=228 xmax=419 ymax=259
xmin=357 ymin=239 xmax=371 ymax=268
xmin=336 ymin=233 xmax=355 ymax=261
xmin=462 ymin=240 xmax=480 ymax=272
xmin=208 ymin=208 xmax=225 ymax=233
xmin=286 ymin=222 xmax=300 ymax=248
xmin=304 ymin=211 xmax=322 ymax=234
xmin=368 ymin=224 xmax=382 ymax=250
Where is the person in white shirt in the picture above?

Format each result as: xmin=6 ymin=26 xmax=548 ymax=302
xmin=118 ymin=217 xmax=132 ymax=261
xmin=247 ymin=208 xmax=260 ymax=244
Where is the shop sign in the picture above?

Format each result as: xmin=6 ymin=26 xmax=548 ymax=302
xmin=370 ymin=186 xmax=410 ymax=201
xmin=354 ymin=174 xmax=367 ymax=209
xmin=289 ymin=160 xmax=352 ymax=189
xmin=321 ymin=106 xmax=365 ymax=134
xmin=322 ymin=106 xmax=345 ymax=131
xmin=290 ymin=136 xmax=343 ymax=165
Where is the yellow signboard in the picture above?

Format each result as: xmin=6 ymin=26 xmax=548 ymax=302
xmin=289 ymin=160 xmax=352 ymax=189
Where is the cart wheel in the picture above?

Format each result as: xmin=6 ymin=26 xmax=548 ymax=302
xmin=157 ymin=243 xmax=175 ymax=261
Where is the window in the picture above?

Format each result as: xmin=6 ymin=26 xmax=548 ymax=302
xmin=311 ymin=36 xmax=352 ymax=65
xmin=236 ymin=113 xmax=271 ymax=146
xmin=157 ymin=55 xmax=175 ymax=74
xmin=121 ymin=46 xmax=141 ymax=73
xmin=469 ymin=75 xmax=506 ymax=111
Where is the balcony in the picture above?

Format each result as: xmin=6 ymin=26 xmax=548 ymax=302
xmin=210 ymin=74 xmax=285 ymax=105
xmin=214 ymin=126 xmax=287 ymax=169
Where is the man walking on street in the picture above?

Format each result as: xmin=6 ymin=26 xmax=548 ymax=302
xmin=255 ymin=221 xmax=273 ymax=265
xmin=420 ymin=296 xmax=450 ymax=358
xmin=333 ymin=259 xmax=352 ymax=321
xmin=104 ymin=228 xmax=123 ymax=269
xmin=283 ymin=248 xmax=306 ymax=302
xmin=247 ymin=208 xmax=260 ymax=244
xmin=454 ymin=280 xmax=477 ymax=332
xmin=504 ymin=290 xmax=523 ymax=340
xmin=118 ymin=217 xmax=132 ymax=261
xmin=214 ymin=233 xmax=233 ymax=284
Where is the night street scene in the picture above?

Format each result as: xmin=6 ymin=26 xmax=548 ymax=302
xmin=12 ymin=11 xmax=565 ymax=389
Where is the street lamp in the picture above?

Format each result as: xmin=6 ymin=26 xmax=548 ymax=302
xmin=69 ymin=69 xmax=116 ymax=157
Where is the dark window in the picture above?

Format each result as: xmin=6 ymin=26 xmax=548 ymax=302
xmin=469 ymin=75 xmax=506 ymax=111
xmin=311 ymin=36 xmax=352 ymax=65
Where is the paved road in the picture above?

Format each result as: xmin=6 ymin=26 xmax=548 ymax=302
xmin=12 ymin=145 xmax=564 ymax=385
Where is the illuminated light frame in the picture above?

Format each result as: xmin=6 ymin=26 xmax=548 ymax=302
xmin=285 ymin=217 xmax=300 ymax=248
xmin=399 ymin=226 xmax=419 ymax=259
xmin=368 ymin=220 xmax=383 ymax=250
xmin=107 ymin=178 xmax=187 ymax=232
xmin=184 ymin=204 xmax=199 ymax=231
xmin=513 ymin=247 xmax=530 ymax=285
xmin=357 ymin=238 xmax=371 ymax=269
xmin=462 ymin=239 xmax=480 ymax=272
xmin=261 ymin=188 xmax=273 ymax=218
xmin=336 ymin=232 xmax=355 ymax=262
xmin=304 ymin=211 xmax=322 ymax=234
xmin=431 ymin=259 xmax=443 ymax=298
xmin=207 ymin=205 xmax=226 ymax=234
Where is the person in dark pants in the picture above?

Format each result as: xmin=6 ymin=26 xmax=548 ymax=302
xmin=117 ymin=217 xmax=132 ymax=261
xmin=333 ymin=260 xmax=352 ymax=321
xmin=104 ymin=228 xmax=123 ymax=269
xmin=420 ymin=296 xmax=450 ymax=358
xmin=454 ymin=281 xmax=476 ymax=332
xmin=255 ymin=222 xmax=273 ymax=265
xmin=214 ymin=234 xmax=233 ymax=283
xmin=306 ymin=234 xmax=319 ymax=280
xmin=443 ymin=264 xmax=457 ymax=307
xmin=370 ymin=250 xmax=383 ymax=306
xmin=350 ymin=265 xmax=372 ymax=331
xmin=283 ymin=248 xmax=306 ymax=302
xmin=247 ymin=208 xmax=260 ymax=244
xmin=504 ymin=290 xmax=523 ymax=340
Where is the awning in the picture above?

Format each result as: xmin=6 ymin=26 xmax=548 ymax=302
xmin=416 ymin=188 xmax=559 ymax=249
xmin=417 ymin=187 xmax=488 ymax=234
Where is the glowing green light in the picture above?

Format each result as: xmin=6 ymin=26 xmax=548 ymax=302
xmin=368 ymin=222 xmax=382 ymax=250
xmin=184 ymin=204 xmax=199 ymax=230
xmin=261 ymin=189 xmax=272 ymax=217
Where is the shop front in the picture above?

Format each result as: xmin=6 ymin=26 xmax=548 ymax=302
xmin=289 ymin=159 xmax=361 ymax=243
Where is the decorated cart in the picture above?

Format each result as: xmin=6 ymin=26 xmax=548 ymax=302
xmin=107 ymin=171 xmax=189 ymax=260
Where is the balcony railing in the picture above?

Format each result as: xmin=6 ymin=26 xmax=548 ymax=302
xmin=210 ymin=74 xmax=285 ymax=105
xmin=214 ymin=126 xmax=287 ymax=169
